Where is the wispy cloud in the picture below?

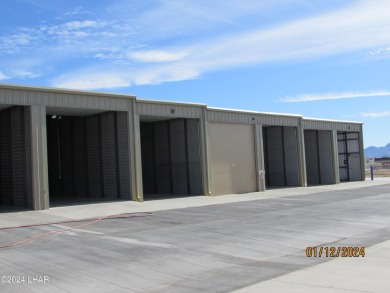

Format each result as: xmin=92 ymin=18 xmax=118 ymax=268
xmin=128 ymin=50 xmax=189 ymax=63
xmin=0 ymin=70 xmax=9 ymax=80
xmin=281 ymin=91 xmax=390 ymax=103
xmin=3 ymin=0 xmax=390 ymax=89
xmin=362 ymin=111 xmax=390 ymax=118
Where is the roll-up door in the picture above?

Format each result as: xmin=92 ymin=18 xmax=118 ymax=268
xmin=141 ymin=123 xmax=155 ymax=194
xmin=283 ymin=127 xmax=299 ymax=186
xmin=116 ymin=112 xmax=130 ymax=198
xmin=101 ymin=112 xmax=117 ymax=198
xmin=209 ymin=123 xmax=256 ymax=195
xmin=318 ymin=130 xmax=334 ymax=184
xmin=266 ymin=126 xmax=285 ymax=186
xmin=170 ymin=119 xmax=188 ymax=194
xmin=87 ymin=115 xmax=102 ymax=198
xmin=304 ymin=130 xmax=320 ymax=185
xmin=186 ymin=119 xmax=202 ymax=194
xmin=0 ymin=106 xmax=32 ymax=208
xmin=154 ymin=121 xmax=171 ymax=194
xmin=72 ymin=117 xmax=87 ymax=196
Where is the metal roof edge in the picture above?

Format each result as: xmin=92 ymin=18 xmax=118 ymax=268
xmin=303 ymin=117 xmax=363 ymax=124
xmin=0 ymin=82 xmax=137 ymax=99
xmin=207 ymin=106 xmax=303 ymax=118
xmin=136 ymin=98 xmax=207 ymax=107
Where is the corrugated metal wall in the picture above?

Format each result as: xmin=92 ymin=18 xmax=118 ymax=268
xmin=0 ymin=106 xmax=33 ymax=208
xmin=263 ymin=126 xmax=299 ymax=187
xmin=208 ymin=123 xmax=256 ymax=195
xmin=318 ymin=130 xmax=334 ymax=184
xmin=304 ymin=130 xmax=334 ymax=185
xmin=207 ymin=110 xmax=299 ymax=126
xmin=140 ymin=118 xmax=202 ymax=197
xmin=47 ymin=111 xmax=130 ymax=200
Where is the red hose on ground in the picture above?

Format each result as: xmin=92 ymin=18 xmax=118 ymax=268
xmin=0 ymin=212 xmax=154 ymax=249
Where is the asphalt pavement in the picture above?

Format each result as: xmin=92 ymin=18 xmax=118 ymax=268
xmin=0 ymin=179 xmax=389 ymax=292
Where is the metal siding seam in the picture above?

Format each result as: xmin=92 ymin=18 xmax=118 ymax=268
xmin=71 ymin=118 xmax=76 ymax=197
xmin=7 ymin=109 xmax=14 ymax=206
xmin=20 ymin=107 xmax=29 ymax=207
xmin=114 ymin=112 xmax=121 ymax=198
xmin=152 ymin=123 xmax=158 ymax=193
xmin=0 ymin=111 xmax=2 ymax=205
xmin=98 ymin=114 xmax=105 ymax=198
xmin=281 ymin=127 xmax=287 ymax=186
xmin=167 ymin=120 xmax=173 ymax=194
xmin=83 ymin=118 xmax=90 ymax=197
xmin=263 ymin=127 xmax=271 ymax=187
xmin=184 ymin=119 xmax=191 ymax=194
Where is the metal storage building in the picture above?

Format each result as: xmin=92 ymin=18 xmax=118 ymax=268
xmin=0 ymin=83 xmax=365 ymax=210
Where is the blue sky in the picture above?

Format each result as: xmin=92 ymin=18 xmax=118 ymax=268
xmin=1 ymin=0 xmax=390 ymax=147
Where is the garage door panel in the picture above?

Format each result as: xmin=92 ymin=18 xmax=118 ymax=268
xmin=318 ymin=130 xmax=334 ymax=184
xmin=283 ymin=127 xmax=299 ymax=186
xmin=186 ymin=119 xmax=202 ymax=195
xmin=266 ymin=127 xmax=285 ymax=186
xmin=304 ymin=130 xmax=319 ymax=185
xmin=209 ymin=123 xmax=256 ymax=195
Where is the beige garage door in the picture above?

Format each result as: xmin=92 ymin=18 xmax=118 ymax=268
xmin=209 ymin=123 xmax=256 ymax=195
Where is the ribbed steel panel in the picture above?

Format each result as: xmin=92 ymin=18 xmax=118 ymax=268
xmin=47 ymin=117 xmax=62 ymax=196
xmin=86 ymin=115 xmax=102 ymax=198
xmin=266 ymin=127 xmax=285 ymax=186
xmin=0 ymin=109 xmax=10 ymax=205
xmin=59 ymin=117 xmax=74 ymax=196
xmin=137 ymin=102 xmax=203 ymax=119
xmin=11 ymin=107 xmax=24 ymax=206
xmin=304 ymin=130 xmax=320 ymax=185
xmin=303 ymin=119 xmax=361 ymax=132
xmin=24 ymin=107 xmax=33 ymax=207
xmin=186 ymin=119 xmax=202 ymax=195
xmin=140 ymin=123 xmax=155 ymax=194
xmin=318 ymin=130 xmax=334 ymax=184
xmin=154 ymin=121 xmax=171 ymax=194
xmin=72 ymin=117 xmax=87 ymax=196
xmin=283 ymin=127 xmax=299 ymax=186
xmin=170 ymin=119 xmax=188 ymax=194
xmin=0 ymin=106 xmax=32 ymax=208
xmin=101 ymin=112 xmax=117 ymax=198
xmin=207 ymin=110 xmax=300 ymax=126
xmin=0 ymin=87 xmax=133 ymax=112
xmin=116 ymin=112 xmax=130 ymax=198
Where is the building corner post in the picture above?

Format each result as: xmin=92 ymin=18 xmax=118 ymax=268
xmin=30 ymin=105 xmax=49 ymax=210
xmin=200 ymin=107 xmax=211 ymax=196
xmin=128 ymin=100 xmax=143 ymax=202
xmin=297 ymin=119 xmax=307 ymax=187
xmin=254 ymin=123 xmax=266 ymax=191
xmin=331 ymin=130 xmax=341 ymax=184
xmin=359 ymin=124 xmax=365 ymax=181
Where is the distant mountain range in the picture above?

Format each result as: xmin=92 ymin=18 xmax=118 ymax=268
xmin=364 ymin=143 xmax=390 ymax=158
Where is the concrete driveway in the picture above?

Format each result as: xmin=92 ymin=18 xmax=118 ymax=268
xmin=1 ymin=180 xmax=390 ymax=292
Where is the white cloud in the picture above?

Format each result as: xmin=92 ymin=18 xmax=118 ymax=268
xmin=64 ymin=20 xmax=101 ymax=29
xmin=362 ymin=111 xmax=390 ymax=118
xmin=4 ymin=0 xmax=390 ymax=89
xmin=0 ymin=71 xmax=9 ymax=80
xmin=53 ymin=64 xmax=199 ymax=90
xmin=281 ymin=91 xmax=390 ymax=103
xmin=127 ymin=50 xmax=189 ymax=63
xmin=55 ymin=72 xmax=131 ymax=90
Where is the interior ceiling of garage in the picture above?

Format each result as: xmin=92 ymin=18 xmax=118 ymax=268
xmin=140 ymin=116 xmax=177 ymax=122
xmin=46 ymin=107 xmax=108 ymax=117
xmin=0 ymin=104 xmax=12 ymax=111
